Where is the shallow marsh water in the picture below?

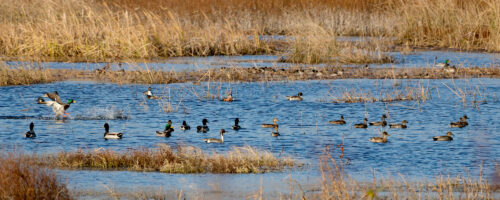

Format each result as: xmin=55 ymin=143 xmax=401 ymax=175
xmin=0 ymin=77 xmax=499 ymax=197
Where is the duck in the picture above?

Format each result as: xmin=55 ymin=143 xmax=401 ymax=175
xmin=180 ymin=121 xmax=190 ymax=130
xmin=450 ymin=115 xmax=468 ymax=128
xmin=369 ymin=115 xmax=387 ymax=126
xmin=143 ymin=87 xmax=160 ymax=99
xmin=156 ymin=120 xmax=174 ymax=137
xmin=197 ymin=118 xmax=209 ymax=133
xmin=25 ymin=122 xmax=36 ymax=138
xmin=443 ymin=65 xmax=457 ymax=73
xmin=354 ymin=118 xmax=368 ymax=128
xmin=232 ymin=118 xmax=241 ymax=130
xmin=389 ymin=120 xmax=408 ymax=129
xmin=203 ymin=129 xmax=225 ymax=143
xmin=222 ymin=92 xmax=234 ymax=102
xmin=38 ymin=91 xmax=76 ymax=118
xmin=329 ymin=115 xmax=346 ymax=125
xmin=286 ymin=92 xmax=303 ymax=101
xmin=103 ymin=123 xmax=123 ymax=139
xmin=261 ymin=118 xmax=279 ymax=128
xmin=369 ymin=132 xmax=390 ymax=143
xmin=433 ymin=132 xmax=454 ymax=141
xmin=271 ymin=126 xmax=280 ymax=137
xmin=435 ymin=59 xmax=450 ymax=68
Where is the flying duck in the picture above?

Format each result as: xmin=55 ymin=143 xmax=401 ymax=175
xmin=354 ymin=118 xmax=368 ymax=128
xmin=369 ymin=132 xmax=390 ymax=143
xmin=25 ymin=122 xmax=36 ymax=138
xmin=389 ymin=120 xmax=408 ymax=129
xmin=329 ymin=115 xmax=346 ymax=125
xmin=180 ymin=121 xmax=191 ymax=130
xmin=103 ymin=123 xmax=123 ymax=139
xmin=286 ymin=92 xmax=303 ymax=101
xmin=156 ymin=120 xmax=174 ymax=137
xmin=369 ymin=115 xmax=387 ymax=126
xmin=197 ymin=118 xmax=209 ymax=133
xmin=203 ymin=129 xmax=225 ymax=143
xmin=38 ymin=91 xmax=76 ymax=118
xmin=433 ymin=132 xmax=454 ymax=141
xmin=261 ymin=118 xmax=279 ymax=128
xmin=232 ymin=118 xmax=241 ymax=130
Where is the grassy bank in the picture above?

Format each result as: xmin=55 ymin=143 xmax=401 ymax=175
xmin=26 ymin=145 xmax=297 ymax=173
xmin=0 ymin=155 xmax=72 ymax=200
xmin=1 ymin=0 xmax=498 ymax=62
xmin=2 ymin=63 xmax=499 ymax=86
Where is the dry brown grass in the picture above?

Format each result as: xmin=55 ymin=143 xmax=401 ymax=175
xmin=314 ymin=154 xmax=495 ymax=199
xmin=0 ymin=155 xmax=72 ymax=200
xmin=2 ymin=0 xmax=498 ymax=62
xmin=27 ymin=144 xmax=297 ymax=174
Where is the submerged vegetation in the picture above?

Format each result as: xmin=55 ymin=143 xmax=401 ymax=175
xmin=0 ymin=0 xmax=499 ymax=62
xmin=26 ymin=145 xmax=297 ymax=173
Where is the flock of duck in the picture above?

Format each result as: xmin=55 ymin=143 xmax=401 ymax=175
xmin=24 ymin=89 xmax=468 ymax=144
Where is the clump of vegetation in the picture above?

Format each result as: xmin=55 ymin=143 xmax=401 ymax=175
xmin=0 ymin=155 xmax=72 ymax=200
xmin=30 ymin=145 xmax=297 ymax=173
xmin=330 ymin=83 xmax=432 ymax=103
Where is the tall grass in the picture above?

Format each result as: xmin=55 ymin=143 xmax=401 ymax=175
xmin=2 ymin=0 xmax=497 ymax=62
xmin=0 ymin=155 xmax=72 ymax=200
xmin=28 ymin=144 xmax=297 ymax=173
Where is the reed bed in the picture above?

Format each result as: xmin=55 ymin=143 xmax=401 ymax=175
xmin=1 ymin=0 xmax=498 ymax=62
xmin=0 ymin=155 xmax=72 ymax=200
xmin=311 ymin=155 xmax=496 ymax=200
xmin=330 ymin=83 xmax=432 ymax=103
xmin=27 ymin=144 xmax=297 ymax=173
xmin=2 ymin=64 xmax=500 ymax=86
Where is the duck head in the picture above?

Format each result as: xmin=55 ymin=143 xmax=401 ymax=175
xmin=103 ymin=123 xmax=110 ymax=132
xmin=340 ymin=115 xmax=344 ymax=120
xmin=67 ymin=99 xmax=76 ymax=104
xmin=382 ymin=115 xmax=387 ymax=119
xmin=297 ymin=92 xmax=303 ymax=96
xmin=402 ymin=120 xmax=408 ymax=124
xmin=220 ymin=129 xmax=226 ymax=135
xmin=273 ymin=118 xmax=279 ymax=123
xmin=383 ymin=132 xmax=390 ymax=136
xmin=182 ymin=121 xmax=187 ymax=126
xmin=29 ymin=122 xmax=34 ymax=131
xmin=167 ymin=120 xmax=172 ymax=125
xmin=446 ymin=132 xmax=454 ymax=136
xmin=202 ymin=118 xmax=208 ymax=125
xmin=235 ymin=118 xmax=239 ymax=124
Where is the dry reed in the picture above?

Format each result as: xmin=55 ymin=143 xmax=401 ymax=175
xmin=2 ymin=0 xmax=498 ymax=62
xmin=0 ymin=155 xmax=72 ymax=200
xmin=27 ymin=144 xmax=297 ymax=174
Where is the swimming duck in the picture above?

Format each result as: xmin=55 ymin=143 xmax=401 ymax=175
xmin=435 ymin=59 xmax=450 ymax=68
xmin=389 ymin=120 xmax=408 ymax=129
xmin=443 ymin=65 xmax=457 ymax=73
xmin=143 ymin=87 xmax=160 ymax=99
xmin=180 ymin=121 xmax=190 ymax=130
xmin=25 ymin=122 xmax=36 ymax=138
xmin=156 ymin=120 xmax=174 ymax=137
xmin=286 ymin=92 xmax=303 ymax=101
xmin=433 ymin=132 xmax=454 ymax=141
xmin=354 ymin=118 xmax=368 ymax=128
xmin=222 ymin=92 xmax=234 ymax=102
xmin=197 ymin=118 xmax=209 ymax=133
xmin=232 ymin=118 xmax=241 ymax=130
xmin=329 ymin=115 xmax=346 ymax=125
xmin=450 ymin=115 xmax=468 ymax=128
xmin=203 ymin=129 xmax=225 ymax=143
xmin=369 ymin=115 xmax=387 ymax=126
xmin=103 ymin=123 xmax=123 ymax=139
xmin=369 ymin=132 xmax=390 ymax=143
xmin=261 ymin=118 xmax=279 ymax=128
xmin=38 ymin=91 xmax=76 ymax=118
